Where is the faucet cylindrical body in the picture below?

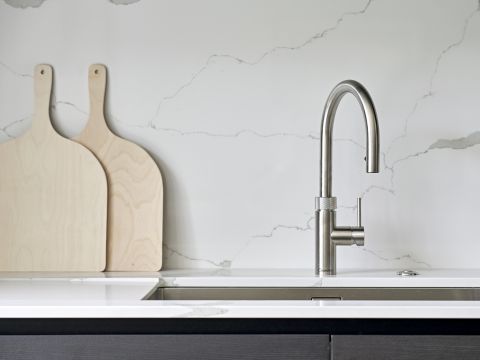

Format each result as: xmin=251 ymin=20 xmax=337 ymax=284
xmin=316 ymin=209 xmax=335 ymax=275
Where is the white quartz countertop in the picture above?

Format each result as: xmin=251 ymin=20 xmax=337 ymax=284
xmin=1 ymin=269 xmax=480 ymax=318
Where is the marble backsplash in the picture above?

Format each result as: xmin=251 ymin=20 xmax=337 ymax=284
xmin=1 ymin=0 xmax=479 ymax=271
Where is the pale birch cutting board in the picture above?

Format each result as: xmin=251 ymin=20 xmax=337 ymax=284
xmin=0 ymin=64 xmax=107 ymax=271
xmin=75 ymin=64 xmax=163 ymax=271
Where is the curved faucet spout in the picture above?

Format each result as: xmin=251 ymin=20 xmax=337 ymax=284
xmin=315 ymin=80 xmax=380 ymax=275
xmin=320 ymin=80 xmax=380 ymax=198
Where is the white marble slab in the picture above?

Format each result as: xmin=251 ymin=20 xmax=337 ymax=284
xmin=0 ymin=270 xmax=480 ymax=318
xmin=159 ymin=269 xmax=480 ymax=288
xmin=1 ymin=1 xmax=480 ymax=271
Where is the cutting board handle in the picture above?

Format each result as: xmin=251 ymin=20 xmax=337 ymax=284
xmin=32 ymin=64 xmax=55 ymax=135
xmin=88 ymin=64 xmax=110 ymax=133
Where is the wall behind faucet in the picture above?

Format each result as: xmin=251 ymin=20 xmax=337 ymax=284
xmin=1 ymin=0 xmax=479 ymax=271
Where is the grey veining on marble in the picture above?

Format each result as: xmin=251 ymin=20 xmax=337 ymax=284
xmin=3 ymin=0 xmax=45 ymax=9
xmin=108 ymin=0 xmax=141 ymax=5
xmin=148 ymin=0 xmax=375 ymax=128
xmin=3 ymin=0 xmax=142 ymax=8
xmin=429 ymin=131 xmax=480 ymax=151
xmin=1 ymin=0 xmax=480 ymax=271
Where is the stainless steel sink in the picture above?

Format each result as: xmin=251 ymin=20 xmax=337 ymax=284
xmin=144 ymin=287 xmax=480 ymax=301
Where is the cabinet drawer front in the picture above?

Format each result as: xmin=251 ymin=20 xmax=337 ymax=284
xmin=0 ymin=334 xmax=329 ymax=360
xmin=332 ymin=335 xmax=480 ymax=360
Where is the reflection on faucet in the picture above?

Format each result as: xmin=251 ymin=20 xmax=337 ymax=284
xmin=315 ymin=80 xmax=380 ymax=276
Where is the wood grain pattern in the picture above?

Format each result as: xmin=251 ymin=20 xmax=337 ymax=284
xmin=0 ymin=64 xmax=107 ymax=271
xmin=75 ymin=64 xmax=163 ymax=271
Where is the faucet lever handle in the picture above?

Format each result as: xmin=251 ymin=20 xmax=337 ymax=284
xmin=357 ymin=197 xmax=362 ymax=227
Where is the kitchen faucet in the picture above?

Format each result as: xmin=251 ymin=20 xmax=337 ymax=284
xmin=315 ymin=80 xmax=380 ymax=275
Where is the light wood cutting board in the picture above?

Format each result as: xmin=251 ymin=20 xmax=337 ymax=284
xmin=75 ymin=64 xmax=163 ymax=271
xmin=0 ymin=64 xmax=107 ymax=271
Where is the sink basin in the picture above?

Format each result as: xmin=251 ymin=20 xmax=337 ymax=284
xmin=144 ymin=287 xmax=480 ymax=301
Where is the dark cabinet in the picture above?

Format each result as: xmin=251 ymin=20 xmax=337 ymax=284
xmin=331 ymin=335 xmax=480 ymax=360
xmin=8 ymin=332 xmax=480 ymax=359
xmin=0 ymin=334 xmax=329 ymax=360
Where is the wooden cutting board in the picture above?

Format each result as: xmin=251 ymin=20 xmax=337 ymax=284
xmin=75 ymin=64 xmax=163 ymax=271
xmin=0 ymin=64 xmax=107 ymax=271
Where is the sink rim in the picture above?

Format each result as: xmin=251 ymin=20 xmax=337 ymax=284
xmin=144 ymin=286 xmax=480 ymax=301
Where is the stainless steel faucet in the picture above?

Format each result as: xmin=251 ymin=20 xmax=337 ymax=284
xmin=315 ymin=80 xmax=380 ymax=276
